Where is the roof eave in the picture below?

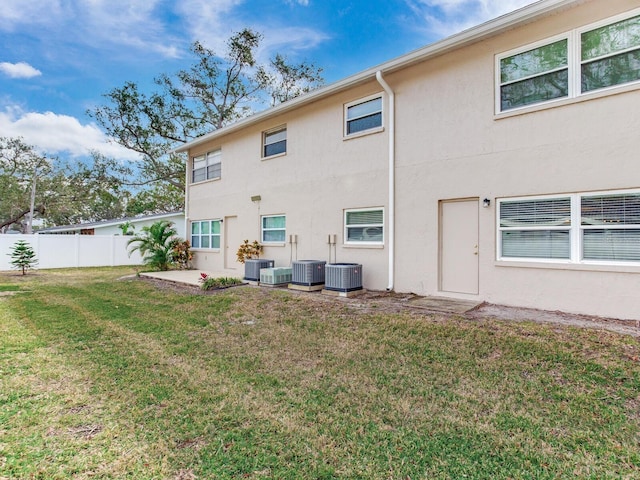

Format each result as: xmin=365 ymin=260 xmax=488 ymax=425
xmin=174 ymin=0 xmax=580 ymax=153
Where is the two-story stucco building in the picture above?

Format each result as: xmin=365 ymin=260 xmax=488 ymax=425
xmin=178 ymin=0 xmax=640 ymax=320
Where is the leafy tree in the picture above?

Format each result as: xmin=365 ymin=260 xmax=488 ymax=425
xmin=0 ymin=138 xmax=137 ymax=231
xmin=266 ymin=54 xmax=324 ymax=106
xmin=127 ymin=220 xmax=181 ymax=271
xmin=0 ymin=137 xmax=50 ymax=232
xmin=8 ymin=240 xmax=38 ymax=275
xmin=89 ymin=29 xmax=323 ymax=208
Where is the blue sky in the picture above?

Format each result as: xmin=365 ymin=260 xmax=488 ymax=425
xmin=0 ymin=0 xmax=536 ymax=163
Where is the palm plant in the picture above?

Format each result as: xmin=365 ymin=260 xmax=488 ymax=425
xmin=127 ymin=220 xmax=180 ymax=271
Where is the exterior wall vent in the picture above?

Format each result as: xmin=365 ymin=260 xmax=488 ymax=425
xmin=244 ymin=259 xmax=275 ymax=281
xmin=260 ymin=267 xmax=292 ymax=285
xmin=292 ymin=260 xmax=326 ymax=286
xmin=325 ymin=263 xmax=363 ymax=292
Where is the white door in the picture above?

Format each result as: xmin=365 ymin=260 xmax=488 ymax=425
xmin=440 ymin=199 xmax=479 ymax=294
xmin=224 ymin=216 xmax=241 ymax=270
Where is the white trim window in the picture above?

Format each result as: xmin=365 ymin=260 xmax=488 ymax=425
xmin=261 ymin=215 xmax=286 ymax=243
xmin=498 ymin=36 xmax=569 ymax=111
xmin=499 ymin=196 xmax=572 ymax=260
xmin=192 ymin=149 xmax=221 ymax=183
xmin=581 ymin=192 xmax=640 ymax=262
xmin=263 ymin=126 xmax=287 ymax=158
xmin=496 ymin=9 xmax=640 ymax=112
xmin=344 ymin=208 xmax=384 ymax=244
xmin=580 ymin=13 xmax=640 ymax=93
xmin=498 ymin=190 xmax=640 ymax=264
xmin=345 ymin=94 xmax=383 ymax=136
xmin=191 ymin=220 xmax=221 ymax=249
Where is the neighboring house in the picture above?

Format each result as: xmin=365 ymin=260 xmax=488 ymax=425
xmin=38 ymin=212 xmax=186 ymax=238
xmin=177 ymin=0 xmax=640 ymax=320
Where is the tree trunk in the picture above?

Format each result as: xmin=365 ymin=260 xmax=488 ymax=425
xmin=0 ymin=205 xmax=45 ymax=231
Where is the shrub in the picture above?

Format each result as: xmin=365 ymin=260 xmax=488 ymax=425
xmin=127 ymin=220 xmax=181 ymax=271
xmin=171 ymin=240 xmax=193 ymax=270
xmin=199 ymin=273 xmax=243 ymax=291
xmin=236 ymin=239 xmax=262 ymax=264
xmin=8 ymin=240 xmax=38 ymax=275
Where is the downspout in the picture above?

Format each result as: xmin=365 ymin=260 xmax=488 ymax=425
xmin=184 ymin=154 xmax=190 ymax=241
xmin=376 ymin=71 xmax=395 ymax=291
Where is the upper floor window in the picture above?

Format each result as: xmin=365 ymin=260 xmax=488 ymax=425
xmin=345 ymin=95 xmax=382 ymax=136
xmin=344 ymin=208 xmax=384 ymax=244
xmin=192 ymin=149 xmax=221 ymax=183
xmin=499 ymin=38 xmax=569 ymax=111
xmin=580 ymin=14 xmax=640 ymax=93
xmin=263 ymin=126 xmax=287 ymax=158
xmin=261 ymin=215 xmax=286 ymax=243
xmin=497 ymin=9 xmax=640 ymax=112
xmin=498 ymin=189 xmax=640 ymax=264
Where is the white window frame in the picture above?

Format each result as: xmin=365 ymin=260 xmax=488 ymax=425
xmin=261 ymin=214 xmax=286 ymax=244
xmin=577 ymin=9 xmax=640 ymax=95
xmin=262 ymin=126 xmax=287 ymax=158
xmin=191 ymin=149 xmax=221 ymax=183
xmin=496 ymin=32 xmax=574 ymax=113
xmin=497 ymin=189 xmax=640 ymax=266
xmin=190 ymin=219 xmax=221 ymax=250
xmin=495 ymin=8 xmax=640 ymax=114
xmin=344 ymin=93 xmax=383 ymax=137
xmin=344 ymin=207 xmax=384 ymax=245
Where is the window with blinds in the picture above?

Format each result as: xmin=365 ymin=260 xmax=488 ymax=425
xmin=499 ymin=197 xmax=571 ymax=259
xmin=261 ymin=215 xmax=286 ymax=243
xmin=581 ymin=193 xmax=640 ymax=261
xmin=498 ymin=190 xmax=640 ymax=264
xmin=345 ymin=208 xmax=384 ymax=244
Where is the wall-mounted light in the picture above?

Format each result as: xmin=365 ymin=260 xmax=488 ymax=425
xmin=251 ymin=195 xmax=261 ymax=202
xmin=483 ymin=198 xmax=491 ymax=208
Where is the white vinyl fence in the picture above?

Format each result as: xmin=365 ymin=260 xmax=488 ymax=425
xmin=0 ymin=234 xmax=143 ymax=271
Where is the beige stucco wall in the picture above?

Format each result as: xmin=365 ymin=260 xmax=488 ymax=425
xmin=188 ymin=83 xmax=391 ymax=288
xmin=390 ymin=0 xmax=640 ymax=318
xmin=187 ymin=0 xmax=640 ymax=320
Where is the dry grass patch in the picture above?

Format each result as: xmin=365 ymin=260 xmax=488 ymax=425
xmin=1 ymin=267 xmax=639 ymax=479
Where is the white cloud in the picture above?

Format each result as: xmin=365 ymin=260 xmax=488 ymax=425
xmin=406 ymin=0 xmax=538 ymax=37
xmin=0 ymin=106 xmax=141 ymax=161
xmin=177 ymin=0 xmax=328 ymax=64
xmin=259 ymin=26 xmax=330 ymax=57
xmin=0 ymin=62 xmax=42 ymax=79
xmin=0 ymin=0 xmax=182 ymax=59
xmin=78 ymin=0 xmax=183 ymax=58
xmin=0 ymin=0 xmax=65 ymax=30
xmin=176 ymin=0 xmax=246 ymax=52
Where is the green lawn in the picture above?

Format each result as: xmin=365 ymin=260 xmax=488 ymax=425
xmin=1 ymin=267 xmax=639 ymax=479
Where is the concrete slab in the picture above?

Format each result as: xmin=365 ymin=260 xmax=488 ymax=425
xmin=288 ymin=283 xmax=324 ymax=292
xmin=140 ymin=270 xmax=242 ymax=287
xmin=407 ymin=296 xmax=482 ymax=314
xmin=322 ymin=288 xmax=367 ymax=298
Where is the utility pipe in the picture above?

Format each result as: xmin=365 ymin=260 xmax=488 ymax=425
xmin=375 ymin=71 xmax=395 ymax=291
